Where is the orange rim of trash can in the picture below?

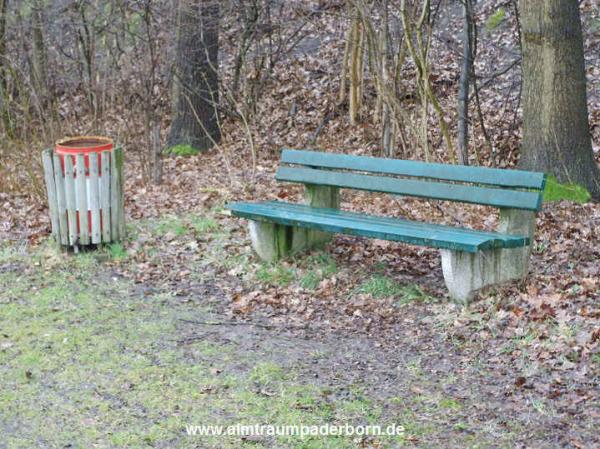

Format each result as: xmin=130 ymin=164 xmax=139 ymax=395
xmin=55 ymin=136 xmax=113 ymax=154
xmin=55 ymin=136 xmax=114 ymax=173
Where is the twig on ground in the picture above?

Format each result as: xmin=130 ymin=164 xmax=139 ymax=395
xmin=179 ymin=318 xmax=307 ymax=330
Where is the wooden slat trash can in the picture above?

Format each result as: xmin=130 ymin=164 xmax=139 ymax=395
xmin=42 ymin=143 xmax=125 ymax=250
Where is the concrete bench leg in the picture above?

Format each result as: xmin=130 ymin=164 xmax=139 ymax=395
xmin=304 ymin=184 xmax=339 ymax=248
xmin=441 ymin=209 xmax=536 ymax=304
xmin=248 ymin=185 xmax=339 ymax=262
xmin=248 ymin=221 xmax=308 ymax=262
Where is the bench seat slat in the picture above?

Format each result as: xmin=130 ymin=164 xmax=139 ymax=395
xmin=228 ymin=201 xmax=529 ymax=253
xmin=261 ymin=201 xmax=513 ymax=242
xmin=281 ymin=149 xmax=546 ymax=190
xmin=276 ymin=167 xmax=543 ymax=211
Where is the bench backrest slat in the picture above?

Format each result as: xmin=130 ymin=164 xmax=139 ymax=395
xmin=277 ymin=149 xmax=545 ymax=211
xmin=276 ymin=167 xmax=542 ymax=211
xmin=281 ymin=149 xmax=546 ymax=190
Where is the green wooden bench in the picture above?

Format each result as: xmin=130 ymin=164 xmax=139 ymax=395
xmin=227 ymin=149 xmax=546 ymax=303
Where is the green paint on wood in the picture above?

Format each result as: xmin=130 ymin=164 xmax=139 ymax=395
xmin=280 ymin=149 xmax=546 ymax=190
xmin=228 ymin=201 xmax=529 ymax=253
xmin=276 ymin=167 xmax=543 ymax=211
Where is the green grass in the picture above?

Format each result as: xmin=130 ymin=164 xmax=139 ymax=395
xmin=394 ymin=284 xmax=434 ymax=306
xmin=299 ymin=271 xmax=321 ymax=290
xmin=357 ymin=275 xmax=405 ymax=298
xmin=190 ymin=216 xmax=219 ymax=234
xmin=148 ymin=214 xmax=221 ymax=240
xmin=253 ymin=253 xmax=337 ymax=290
xmin=249 ymin=362 xmax=287 ymax=386
xmin=438 ymin=397 xmax=462 ymax=411
xmin=298 ymin=253 xmax=337 ymax=290
xmin=543 ymin=175 xmax=591 ymax=204
xmin=0 ymin=243 xmax=409 ymax=449
xmin=165 ymin=144 xmax=201 ymax=157
xmin=107 ymin=242 xmax=127 ymax=260
xmin=256 ymin=262 xmax=296 ymax=286
xmin=356 ymin=275 xmax=432 ymax=304
xmin=156 ymin=215 xmax=189 ymax=237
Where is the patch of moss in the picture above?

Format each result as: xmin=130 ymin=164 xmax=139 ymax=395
xmin=165 ymin=144 xmax=200 ymax=157
xmin=486 ymin=8 xmax=506 ymax=31
xmin=543 ymin=175 xmax=591 ymax=204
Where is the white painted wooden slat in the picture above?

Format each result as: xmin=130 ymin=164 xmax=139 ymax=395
xmin=89 ymin=153 xmax=101 ymax=244
xmin=76 ymin=154 xmax=89 ymax=245
xmin=64 ymin=156 xmax=78 ymax=246
xmin=110 ymin=149 xmax=120 ymax=240
xmin=100 ymin=151 xmax=111 ymax=242
xmin=42 ymin=149 xmax=60 ymax=242
xmin=52 ymin=153 xmax=68 ymax=245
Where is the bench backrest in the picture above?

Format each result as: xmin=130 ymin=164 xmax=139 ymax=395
xmin=276 ymin=149 xmax=546 ymax=211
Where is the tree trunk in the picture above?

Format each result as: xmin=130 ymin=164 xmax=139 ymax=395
xmin=31 ymin=0 xmax=47 ymax=97
xmin=0 ymin=0 xmax=13 ymax=138
xmin=151 ymin=121 xmax=162 ymax=184
xmin=167 ymin=0 xmax=220 ymax=151
xmin=519 ymin=0 xmax=600 ymax=199
xmin=457 ymin=0 xmax=474 ymax=166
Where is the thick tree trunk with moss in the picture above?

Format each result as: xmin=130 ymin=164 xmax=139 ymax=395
xmin=167 ymin=0 xmax=220 ymax=151
xmin=519 ymin=0 xmax=600 ymax=199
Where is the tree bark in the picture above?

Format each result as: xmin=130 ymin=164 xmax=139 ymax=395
xmin=167 ymin=0 xmax=220 ymax=151
xmin=457 ymin=0 xmax=474 ymax=166
xmin=519 ymin=0 xmax=600 ymax=199
xmin=0 ymin=0 xmax=13 ymax=138
xmin=31 ymin=0 xmax=47 ymax=97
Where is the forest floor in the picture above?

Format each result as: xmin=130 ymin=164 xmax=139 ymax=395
xmin=1 ymin=162 xmax=598 ymax=448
